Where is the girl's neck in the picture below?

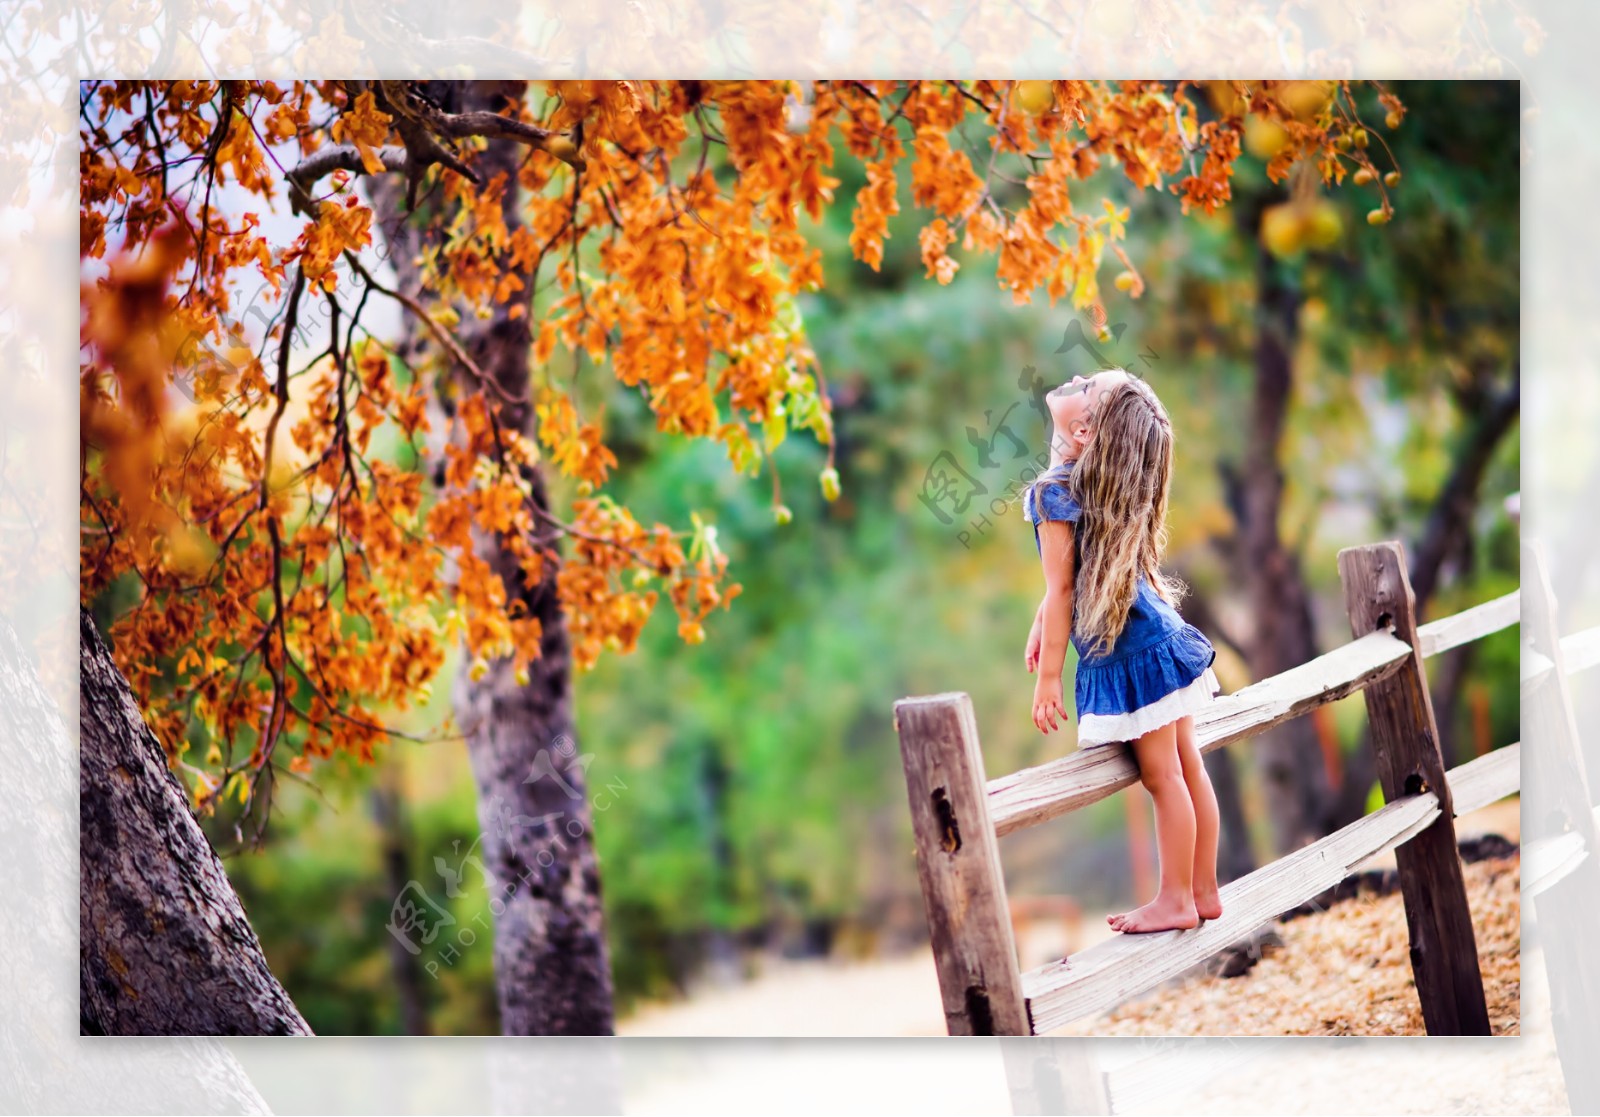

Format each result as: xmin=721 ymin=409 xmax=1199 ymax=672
xmin=1048 ymin=431 xmax=1080 ymax=471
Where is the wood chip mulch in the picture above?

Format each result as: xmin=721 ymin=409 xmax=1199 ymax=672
xmin=1055 ymin=852 xmax=1521 ymax=1037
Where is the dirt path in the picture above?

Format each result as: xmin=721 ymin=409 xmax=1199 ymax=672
xmin=620 ymin=962 xmax=1562 ymax=1116
xmin=619 ymin=850 xmax=1523 ymax=1039
xmin=621 ymin=801 xmax=1524 ymax=1041
xmin=619 ymin=950 xmax=951 ymax=1038
xmin=619 ymin=799 xmax=1563 ymax=1112
xmin=1048 ymin=852 xmax=1520 ymax=1037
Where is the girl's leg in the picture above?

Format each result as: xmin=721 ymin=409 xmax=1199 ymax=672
xmin=1107 ymin=720 xmax=1200 ymax=933
xmin=1175 ymin=715 xmax=1224 ymax=920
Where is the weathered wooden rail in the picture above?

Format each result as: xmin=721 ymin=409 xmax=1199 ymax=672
xmin=894 ymin=541 xmax=1521 ymax=1037
xmin=1518 ymin=540 xmax=1600 ymax=1115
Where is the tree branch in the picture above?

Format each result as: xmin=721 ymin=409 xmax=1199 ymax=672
xmin=1409 ymin=368 xmax=1520 ymax=612
xmin=343 ymin=251 xmax=526 ymax=406
xmin=286 ymin=81 xmax=582 ymax=215
xmin=287 ymin=144 xmax=410 ymax=211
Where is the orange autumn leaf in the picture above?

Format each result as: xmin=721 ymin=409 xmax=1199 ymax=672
xmin=78 ymin=78 xmax=1403 ymax=811
xmin=329 ymin=89 xmax=393 ymax=175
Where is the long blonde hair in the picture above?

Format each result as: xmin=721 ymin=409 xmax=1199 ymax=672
xmin=1064 ymin=373 xmax=1187 ymax=658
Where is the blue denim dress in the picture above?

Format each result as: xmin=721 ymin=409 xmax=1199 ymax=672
xmin=1023 ymin=462 xmax=1220 ymax=747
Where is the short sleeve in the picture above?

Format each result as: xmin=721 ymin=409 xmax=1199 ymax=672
xmin=1031 ymin=480 xmax=1082 ymax=525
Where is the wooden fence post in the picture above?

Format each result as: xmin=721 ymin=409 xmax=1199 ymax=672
xmin=1001 ymin=1039 xmax=1110 ymax=1115
xmin=1338 ymin=541 xmax=1491 ymax=1036
xmin=894 ymin=692 xmax=1031 ymax=1036
xmin=1521 ymin=540 xmax=1600 ymax=1111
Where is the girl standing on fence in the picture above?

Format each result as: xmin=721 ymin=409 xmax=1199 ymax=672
xmin=1022 ymin=368 xmax=1224 ymax=934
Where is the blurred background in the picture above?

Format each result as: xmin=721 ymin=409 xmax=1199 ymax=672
xmin=209 ymin=80 xmax=1520 ymax=1036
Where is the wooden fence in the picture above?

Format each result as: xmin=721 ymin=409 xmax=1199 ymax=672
xmin=893 ymin=540 xmax=1521 ymax=1038
xmin=1519 ymin=539 xmax=1600 ymax=1114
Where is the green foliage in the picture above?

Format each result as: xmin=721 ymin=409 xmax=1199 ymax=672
xmin=221 ymin=84 xmax=1522 ymax=1032
xmin=1365 ymin=780 xmax=1386 ymax=816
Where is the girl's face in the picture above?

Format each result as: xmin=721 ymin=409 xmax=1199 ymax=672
xmin=1047 ymin=369 xmax=1128 ymax=459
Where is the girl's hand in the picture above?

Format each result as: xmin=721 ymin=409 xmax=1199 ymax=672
xmin=1032 ymin=676 xmax=1068 ymax=734
xmin=1025 ymin=622 xmax=1043 ymax=674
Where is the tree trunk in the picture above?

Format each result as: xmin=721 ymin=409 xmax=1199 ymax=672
xmin=1407 ymin=374 xmax=1519 ymax=612
xmin=4 ymin=610 xmax=278 ymax=1110
xmin=1328 ymin=378 xmax=1518 ymax=828
xmin=372 ymin=764 xmax=431 ymax=1035
xmin=1204 ymin=748 xmax=1256 ymax=883
xmin=1175 ymin=590 xmax=1257 ymax=879
xmin=370 ymin=79 xmax=615 ymax=1036
xmin=78 ymin=608 xmax=312 ymax=1036
xmin=1429 ymin=644 xmax=1474 ymax=769
xmin=1241 ymin=238 xmax=1330 ymax=854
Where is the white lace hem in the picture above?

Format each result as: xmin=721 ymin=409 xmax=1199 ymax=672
xmin=1077 ymin=667 xmax=1221 ymax=747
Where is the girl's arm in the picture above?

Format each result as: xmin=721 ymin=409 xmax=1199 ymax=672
xmin=1025 ymin=595 xmax=1046 ymax=672
xmin=1033 ymin=519 xmax=1075 ymax=732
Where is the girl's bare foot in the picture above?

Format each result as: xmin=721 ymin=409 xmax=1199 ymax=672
xmin=1194 ymin=885 xmax=1223 ymax=921
xmin=1106 ymin=891 xmax=1200 ymax=933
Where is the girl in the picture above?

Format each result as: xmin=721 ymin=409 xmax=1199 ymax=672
xmin=1022 ymin=368 xmax=1224 ymax=934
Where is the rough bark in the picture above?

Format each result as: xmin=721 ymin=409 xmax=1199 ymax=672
xmin=370 ymin=79 xmax=615 ymax=1036
xmin=4 ymin=609 xmax=277 ymax=1111
xmin=78 ymin=608 xmax=312 ymax=1037
xmin=1239 ymin=237 xmax=1330 ymax=854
